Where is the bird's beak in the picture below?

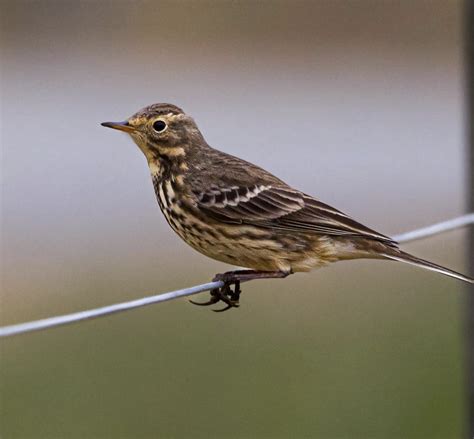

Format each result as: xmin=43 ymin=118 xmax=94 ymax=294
xmin=101 ymin=121 xmax=136 ymax=133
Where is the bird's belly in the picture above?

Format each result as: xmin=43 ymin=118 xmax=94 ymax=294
xmin=160 ymin=202 xmax=337 ymax=272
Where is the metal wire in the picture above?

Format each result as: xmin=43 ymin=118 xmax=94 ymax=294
xmin=1 ymin=213 xmax=472 ymax=338
xmin=392 ymin=213 xmax=474 ymax=243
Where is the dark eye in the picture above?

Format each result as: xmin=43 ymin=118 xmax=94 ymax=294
xmin=152 ymin=120 xmax=167 ymax=132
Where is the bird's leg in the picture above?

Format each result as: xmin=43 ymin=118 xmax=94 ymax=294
xmin=190 ymin=270 xmax=291 ymax=312
xmin=214 ymin=270 xmax=292 ymax=283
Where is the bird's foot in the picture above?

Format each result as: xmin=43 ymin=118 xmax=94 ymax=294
xmin=211 ymin=279 xmax=242 ymax=312
xmin=189 ymin=269 xmax=291 ymax=312
xmin=189 ymin=277 xmax=241 ymax=312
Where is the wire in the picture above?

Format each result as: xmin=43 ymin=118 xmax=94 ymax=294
xmin=1 ymin=213 xmax=472 ymax=338
xmin=392 ymin=213 xmax=474 ymax=243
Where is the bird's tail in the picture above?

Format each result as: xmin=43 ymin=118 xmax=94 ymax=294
xmin=380 ymin=248 xmax=473 ymax=284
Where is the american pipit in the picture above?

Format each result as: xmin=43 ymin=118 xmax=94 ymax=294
xmin=102 ymin=103 xmax=473 ymax=311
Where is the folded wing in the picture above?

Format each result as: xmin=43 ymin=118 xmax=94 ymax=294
xmin=195 ymin=185 xmax=397 ymax=245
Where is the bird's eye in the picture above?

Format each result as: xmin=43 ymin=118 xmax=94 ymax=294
xmin=152 ymin=120 xmax=167 ymax=133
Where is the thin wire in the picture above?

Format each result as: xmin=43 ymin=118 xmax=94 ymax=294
xmin=1 ymin=213 xmax=473 ymax=338
xmin=0 ymin=281 xmax=224 ymax=338
xmin=393 ymin=213 xmax=474 ymax=243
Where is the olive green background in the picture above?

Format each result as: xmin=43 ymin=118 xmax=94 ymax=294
xmin=1 ymin=1 xmax=470 ymax=438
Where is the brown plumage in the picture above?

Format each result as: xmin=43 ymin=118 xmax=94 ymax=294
xmin=102 ymin=103 xmax=473 ymax=311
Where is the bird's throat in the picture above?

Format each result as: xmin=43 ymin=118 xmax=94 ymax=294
xmin=148 ymin=155 xmax=187 ymax=185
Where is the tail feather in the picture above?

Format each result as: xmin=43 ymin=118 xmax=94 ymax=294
xmin=381 ymin=250 xmax=473 ymax=284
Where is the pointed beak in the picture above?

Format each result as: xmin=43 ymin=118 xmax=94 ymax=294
xmin=101 ymin=121 xmax=136 ymax=133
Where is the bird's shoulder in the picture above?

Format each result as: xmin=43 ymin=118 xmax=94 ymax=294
xmin=184 ymin=147 xmax=286 ymax=190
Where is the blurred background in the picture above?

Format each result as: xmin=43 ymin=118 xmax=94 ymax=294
xmin=1 ymin=1 xmax=471 ymax=438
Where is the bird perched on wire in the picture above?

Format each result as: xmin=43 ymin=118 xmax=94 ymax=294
xmin=102 ymin=103 xmax=473 ymax=311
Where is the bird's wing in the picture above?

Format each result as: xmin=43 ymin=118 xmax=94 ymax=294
xmin=195 ymin=185 xmax=396 ymax=244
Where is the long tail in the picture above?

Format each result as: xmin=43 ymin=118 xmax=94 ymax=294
xmin=381 ymin=249 xmax=473 ymax=284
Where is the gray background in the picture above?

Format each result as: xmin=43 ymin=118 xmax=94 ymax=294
xmin=1 ymin=1 xmax=470 ymax=438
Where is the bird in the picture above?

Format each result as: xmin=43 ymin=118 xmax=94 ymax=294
xmin=102 ymin=103 xmax=473 ymax=311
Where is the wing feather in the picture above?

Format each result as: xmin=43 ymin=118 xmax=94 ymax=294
xmin=195 ymin=185 xmax=396 ymax=244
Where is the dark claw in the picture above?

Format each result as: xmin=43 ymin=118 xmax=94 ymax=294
xmin=230 ymin=280 xmax=241 ymax=302
xmin=189 ymin=298 xmax=219 ymax=306
xmin=189 ymin=289 xmax=220 ymax=306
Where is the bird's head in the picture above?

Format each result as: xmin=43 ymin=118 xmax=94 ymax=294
xmin=101 ymin=103 xmax=205 ymax=161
